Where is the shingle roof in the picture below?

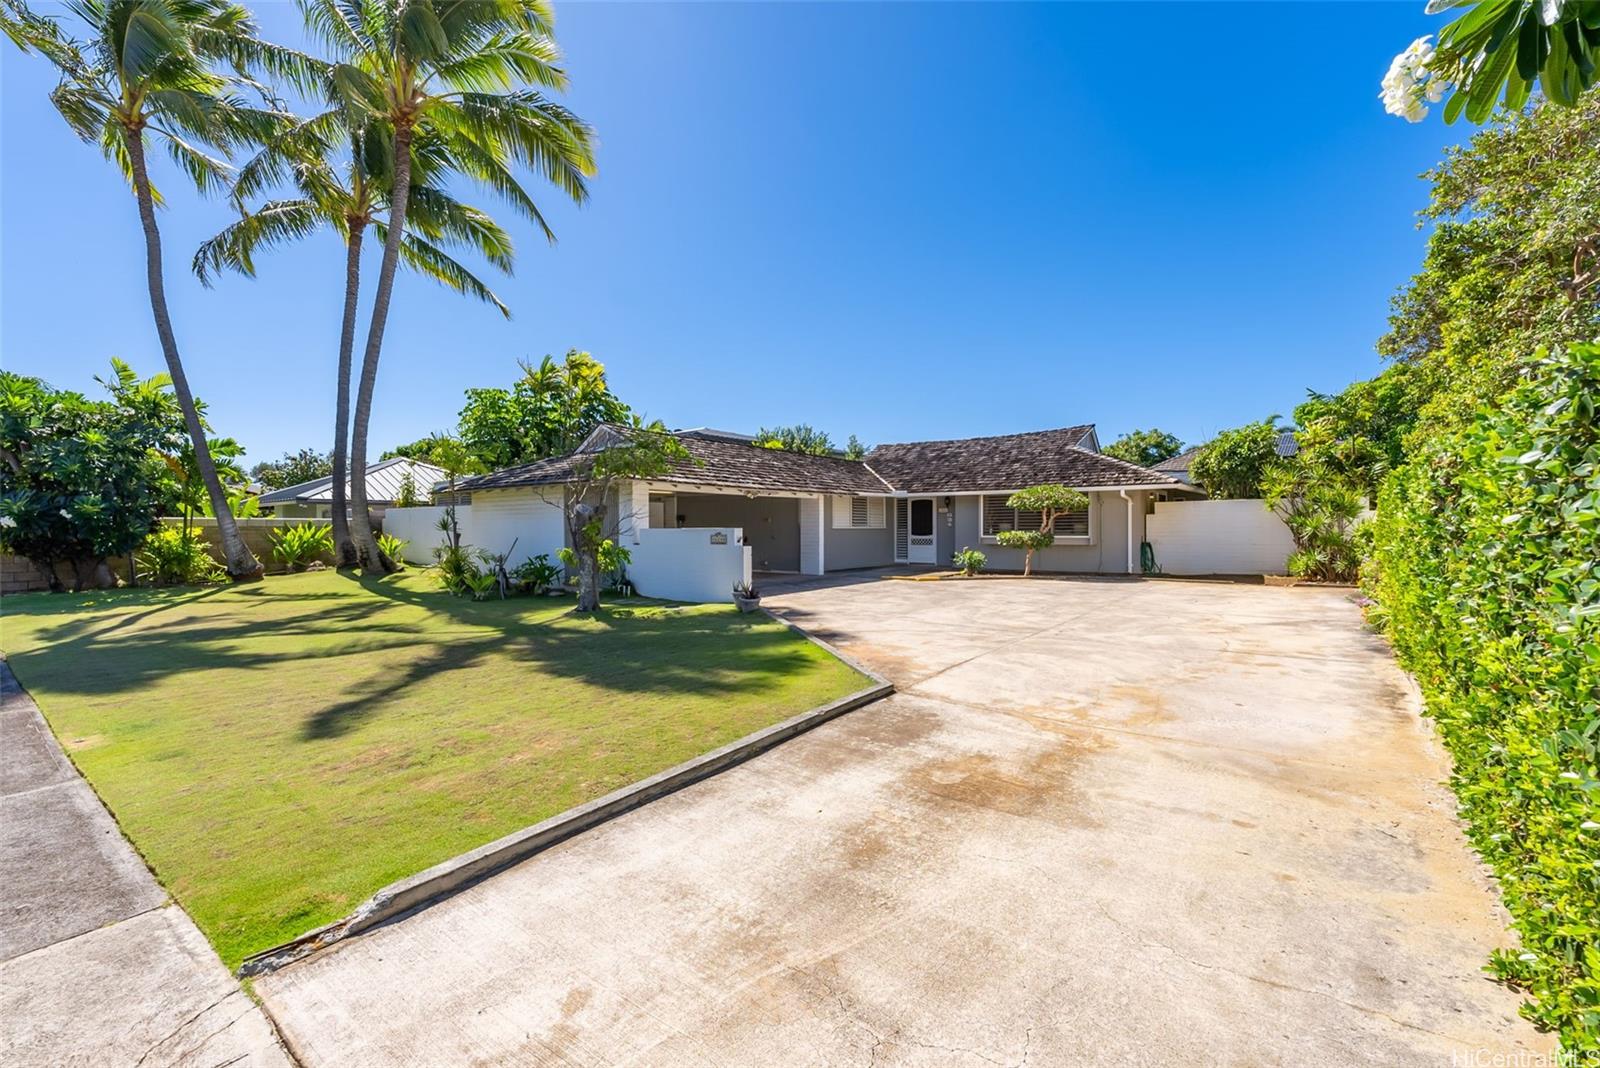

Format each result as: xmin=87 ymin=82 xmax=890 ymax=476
xmin=1152 ymin=445 xmax=1201 ymax=473
xmin=864 ymin=425 xmax=1182 ymax=493
xmin=459 ymin=423 xmax=1184 ymax=497
xmin=459 ymin=428 xmax=893 ymax=496
xmin=258 ymin=457 xmax=446 ymax=506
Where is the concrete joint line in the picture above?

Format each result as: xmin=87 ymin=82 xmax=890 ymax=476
xmin=238 ymin=614 xmax=894 ymax=978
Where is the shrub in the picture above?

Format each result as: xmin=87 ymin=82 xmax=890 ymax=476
xmin=1262 ymin=463 xmax=1363 ymax=583
xmin=1371 ymin=343 xmax=1600 ymax=1046
xmin=993 ymin=485 xmax=1086 ymax=577
xmin=1190 ymin=419 xmax=1283 ymax=499
xmin=463 ymin=569 xmax=499 ymax=601
xmin=558 ymin=539 xmax=631 ymax=590
xmin=269 ymin=523 xmax=333 ymax=572
xmin=511 ymin=553 xmax=561 ymax=594
xmin=137 ymin=526 xmax=223 ymax=586
xmin=376 ymin=533 xmax=408 ymax=567
xmin=952 ymin=546 xmax=986 ymax=576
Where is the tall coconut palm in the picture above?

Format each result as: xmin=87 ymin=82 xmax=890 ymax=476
xmin=303 ymin=0 xmax=596 ymax=573
xmin=195 ymin=116 xmax=514 ymax=565
xmin=4 ymin=0 xmax=317 ymax=579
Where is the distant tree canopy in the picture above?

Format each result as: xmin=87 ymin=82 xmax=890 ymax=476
xmin=1189 ymin=419 xmax=1283 ymax=500
xmin=250 ymin=448 xmax=332 ymax=490
xmin=0 ymin=360 xmax=184 ymax=590
xmin=458 ymin=351 xmax=632 ymax=471
xmin=1103 ymin=428 xmax=1184 ymax=467
xmin=754 ymin=424 xmax=868 ymax=458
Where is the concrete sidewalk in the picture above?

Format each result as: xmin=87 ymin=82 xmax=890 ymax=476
xmin=0 ymin=660 xmax=291 ymax=1068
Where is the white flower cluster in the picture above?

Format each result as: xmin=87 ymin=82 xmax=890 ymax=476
xmin=1381 ymin=36 xmax=1448 ymax=122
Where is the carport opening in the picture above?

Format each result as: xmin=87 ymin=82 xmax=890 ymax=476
xmin=665 ymin=493 xmax=801 ymax=572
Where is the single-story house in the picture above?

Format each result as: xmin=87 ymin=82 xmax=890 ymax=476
xmin=439 ymin=424 xmax=1202 ymax=596
xmin=259 ymin=457 xmax=446 ymax=520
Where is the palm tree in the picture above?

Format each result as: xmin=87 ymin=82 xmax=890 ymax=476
xmin=195 ymin=116 xmax=514 ymax=566
xmin=3 ymin=0 xmax=314 ymax=579
xmin=303 ymin=0 xmax=596 ymax=573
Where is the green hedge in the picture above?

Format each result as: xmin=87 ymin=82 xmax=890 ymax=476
xmin=1371 ymin=343 xmax=1600 ymax=1046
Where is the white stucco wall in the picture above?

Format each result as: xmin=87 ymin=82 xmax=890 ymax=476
xmin=380 ymin=506 xmax=451 ymax=565
xmin=1145 ymin=498 xmax=1294 ymax=576
xmin=627 ymin=527 xmax=752 ymax=603
xmin=384 ymin=487 xmax=567 ymax=571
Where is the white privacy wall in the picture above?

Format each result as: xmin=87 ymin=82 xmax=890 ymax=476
xmin=382 ymin=487 xmax=567 ymax=570
xmin=380 ymin=506 xmax=450 ymax=565
xmin=1145 ymin=498 xmax=1295 ymax=576
xmin=627 ymin=527 xmax=751 ymax=603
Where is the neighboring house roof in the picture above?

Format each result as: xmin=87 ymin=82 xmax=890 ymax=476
xmin=1276 ymin=430 xmax=1300 ymax=458
xmin=460 ymin=422 xmax=1186 ymax=497
xmin=258 ymin=457 xmax=446 ymax=506
xmin=864 ymin=425 xmax=1175 ymax=493
xmin=1152 ymin=446 xmax=1201 ymax=474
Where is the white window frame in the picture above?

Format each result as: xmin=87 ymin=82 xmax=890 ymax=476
xmin=832 ymin=495 xmax=886 ymax=530
xmin=978 ymin=491 xmax=1095 ymax=545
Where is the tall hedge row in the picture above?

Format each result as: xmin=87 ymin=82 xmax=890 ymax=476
xmin=1371 ymin=343 xmax=1600 ymax=1045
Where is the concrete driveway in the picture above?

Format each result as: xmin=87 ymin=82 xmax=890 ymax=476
xmin=256 ymin=575 xmax=1546 ymax=1065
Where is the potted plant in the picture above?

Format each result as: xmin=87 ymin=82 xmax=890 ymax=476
xmin=732 ymin=579 xmax=761 ymax=613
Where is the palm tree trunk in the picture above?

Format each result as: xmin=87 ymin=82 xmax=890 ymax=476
xmin=349 ymin=126 xmax=414 ymax=575
xmin=329 ymin=221 xmax=365 ymax=567
xmin=125 ymin=127 xmax=262 ymax=581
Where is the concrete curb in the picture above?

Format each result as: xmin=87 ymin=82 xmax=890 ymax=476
xmin=238 ymin=616 xmax=892 ymax=978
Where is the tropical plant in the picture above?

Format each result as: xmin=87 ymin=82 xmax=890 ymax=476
xmin=1290 ymin=363 xmax=1427 ymax=504
xmin=269 ymin=521 xmax=332 ymax=570
xmin=249 ymin=447 xmax=331 ymax=490
xmin=298 ymin=0 xmax=596 ymax=576
xmin=1189 ymin=419 xmax=1285 ymax=499
xmin=952 ymin=546 xmax=986 ymax=576
xmin=992 ymin=484 xmax=1088 ymax=577
xmin=731 ymin=578 xmax=760 ymax=601
xmin=0 ymin=360 xmax=184 ymax=590
xmin=1381 ymin=1 xmax=1600 ymax=124
xmin=196 ymin=112 xmax=515 ymax=567
xmin=393 ymin=471 xmax=421 ymax=507
xmin=511 ymin=552 xmax=559 ymax=593
xmin=1102 ymin=428 xmax=1184 ymax=467
xmin=844 ymin=434 xmax=868 ymax=460
xmin=1371 ymin=343 xmax=1600 ymax=1045
xmin=1 ymin=0 xmax=318 ymax=580
xmin=457 ymin=350 xmax=631 ymax=470
xmin=754 ymin=424 xmax=835 ymax=455
xmin=463 ymin=567 xmax=498 ymax=601
xmin=1261 ymin=463 xmax=1363 ymax=583
xmin=137 ymin=525 xmax=224 ymax=585
xmin=376 ymin=531 xmax=407 ymax=563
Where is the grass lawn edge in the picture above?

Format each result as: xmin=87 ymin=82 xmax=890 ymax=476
xmin=239 ymin=613 xmax=892 ymax=977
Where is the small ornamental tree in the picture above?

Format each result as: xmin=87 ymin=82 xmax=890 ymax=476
xmin=992 ymin=484 xmax=1087 ymax=577
xmin=562 ymin=424 xmax=693 ymax=611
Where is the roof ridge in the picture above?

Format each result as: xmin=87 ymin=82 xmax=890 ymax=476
xmin=1066 ymin=444 xmax=1179 ymax=481
xmin=870 ymin=424 xmax=1094 ymax=451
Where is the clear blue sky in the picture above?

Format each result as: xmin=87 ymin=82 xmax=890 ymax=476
xmin=2 ymin=1 xmax=1457 ymax=464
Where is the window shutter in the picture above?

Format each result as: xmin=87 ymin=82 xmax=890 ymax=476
xmin=831 ymin=496 xmax=852 ymax=529
xmin=851 ymin=497 xmax=869 ymax=527
xmin=866 ymin=498 xmax=886 ymax=529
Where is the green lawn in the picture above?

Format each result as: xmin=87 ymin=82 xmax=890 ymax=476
xmin=2 ymin=570 xmax=867 ymax=968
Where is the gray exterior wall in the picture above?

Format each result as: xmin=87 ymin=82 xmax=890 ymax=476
xmin=951 ymin=490 xmax=1147 ymax=574
xmin=822 ymin=496 xmax=895 ymax=571
xmin=675 ymin=493 xmax=800 ymax=572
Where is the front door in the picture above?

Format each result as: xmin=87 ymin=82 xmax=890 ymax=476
xmin=907 ymin=496 xmax=936 ymax=564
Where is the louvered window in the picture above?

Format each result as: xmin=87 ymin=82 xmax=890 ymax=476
xmin=980 ymin=495 xmax=1090 ymax=538
xmin=833 ymin=496 xmax=886 ymax=529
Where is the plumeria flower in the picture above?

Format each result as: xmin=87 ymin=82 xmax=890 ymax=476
xmin=58 ymin=508 xmax=72 ymax=519
xmin=1581 ymin=821 xmax=1600 ymax=831
xmin=1518 ymin=952 xmax=1539 ymax=962
xmin=0 ymin=515 xmax=14 ymax=529
xmin=1560 ymin=771 xmax=1581 ymax=780
xmin=1380 ymin=36 xmax=1449 ymax=122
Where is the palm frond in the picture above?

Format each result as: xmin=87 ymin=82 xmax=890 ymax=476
xmin=404 ymin=184 xmax=514 ymax=270
xmin=380 ymin=223 xmax=511 ymax=316
xmin=429 ymin=29 xmax=563 ymax=92
xmin=193 ymin=198 xmax=326 ymax=283
xmin=433 ymin=125 xmax=553 ymax=241
xmin=444 ymin=89 xmax=593 ymax=202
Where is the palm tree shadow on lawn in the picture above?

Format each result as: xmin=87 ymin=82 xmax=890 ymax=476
xmin=299 ymin=572 xmax=818 ymax=740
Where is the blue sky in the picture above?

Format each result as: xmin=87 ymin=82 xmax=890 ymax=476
xmin=2 ymin=1 xmax=1458 ymax=464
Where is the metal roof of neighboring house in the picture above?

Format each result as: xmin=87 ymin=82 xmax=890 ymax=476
xmin=1276 ymin=430 xmax=1300 ymax=457
xmin=460 ymin=423 xmax=1186 ymax=497
xmin=258 ymin=457 xmax=447 ymax=506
